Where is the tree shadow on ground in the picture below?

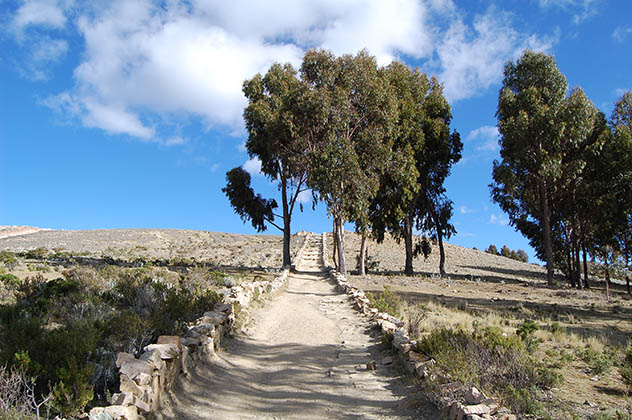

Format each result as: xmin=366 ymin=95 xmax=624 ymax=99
xmin=160 ymin=332 xmax=437 ymax=420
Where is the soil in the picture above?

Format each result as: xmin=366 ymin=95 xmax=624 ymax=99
xmin=158 ymin=235 xmax=438 ymax=420
xmin=0 ymin=228 xmax=305 ymax=269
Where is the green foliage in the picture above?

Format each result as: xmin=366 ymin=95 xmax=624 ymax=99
xmin=0 ymin=251 xmax=18 ymax=268
xmin=536 ymin=365 xmax=563 ymax=389
xmin=222 ymin=167 xmax=278 ymax=233
xmin=485 ymin=245 xmax=499 ymax=255
xmin=0 ymin=273 xmax=19 ymax=288
xmin=619 ymin=345 xmax=632 ymax=394
xmin=366 ymin=286 xmax=401 ymax=317
xmin=355 ymin=254 xmax=380 ymax=273
xmin=0 ymin=262 xmax=224 ymax=416
xmin=577 ymin=346 xmax=616 ymax=374
xmin=23 ymin=248 xmax=48 ymax=260
xmin=516 ymin=320 xmax=540 ymax=353
xmin=501 ymin=245 xmax=512 ymax=258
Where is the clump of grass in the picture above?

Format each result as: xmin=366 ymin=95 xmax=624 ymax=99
xmin=576 ymin=345 xmax=616 ymax=375
xmin=619 ymin=345 xmax=632 ymax=395
xmin=366 ymin=285 xmax=401 ymax=317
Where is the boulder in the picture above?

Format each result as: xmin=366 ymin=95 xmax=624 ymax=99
xmin=110 ymin=392 xmax=134 ymax=406
xmin=89 ymin=404 xmax=138 ymax=420
xmin=465 ymin=387 xmax=485 ymax=405
xmin=140 ymin=349 xmax=165 ymax=371
xmin=118 ymin=360 xmax=152 ymax=383
xmin=115 ymin=352 xmax=136 ymax=369
xmin=157 ymin=336 xmax=182 ymax=352
xmin=144 ymin=343 xmax=180 ymax=360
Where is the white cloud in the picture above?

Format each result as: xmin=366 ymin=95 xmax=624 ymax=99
xmin=458 ymin=205 xmax=473 ymax=214
xmin=434 ymin=8 xmax=556 ymax=101
xmin=615 ymin=88 xmax=631 ymax=97
xmin=165 ymin=136 xmax=187 ymax=146
xmin=210 ymin=163 xmax=220 ymax=173
xmin=467 ymin=125 xmax=500 ymax=152
xmin=9 ymin=1 xmax=555 ymax=141
xmin=242 ymin=158 xmax=263 ymax=176
xmin=12 ymin=0 xmax=68 ymax=32
xmin=613 ymin=26 xmax=632 ymax=43
xmin=237 ymin=141 xmax=247 ymax=153
xmin=536 ymin=0 xmax=600 ymax=24
xmin=490 ymin=213 xmax=509 ymax=226
xmin=297 ymin=189 xmax=312 ymax=204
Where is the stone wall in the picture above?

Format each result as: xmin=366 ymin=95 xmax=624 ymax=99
xmin=89 ymin=233 xmax=312 ymax=420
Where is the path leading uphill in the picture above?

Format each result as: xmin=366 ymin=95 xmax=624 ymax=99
xmin=158 ymin=234 xmax=437 ymax=420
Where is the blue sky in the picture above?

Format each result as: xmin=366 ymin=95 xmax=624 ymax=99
xmin=1 ymin=0 xmax=631 ymax=262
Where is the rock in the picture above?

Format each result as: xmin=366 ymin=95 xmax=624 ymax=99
xmin=119 ymin=359 xmax=153 ymax=382
xmin=223 ymin=276 xmax=235 ymax=287
xmin=465 ymin=386 xmax=485 ymax=404
xmin=110 ymin=392 xmax=134 ymax=406
xmin=366 ymin=361 xmax=377 ymax=371
xmin=380 ymin=320 xmax=397 ymax=333
xmin=139 ymin=349 xmax=164 ymax=371
xmin=415 ymin=359 xmax=435 ymax=379
xmin=213 ymin=303 xmax=233 ymax=314
xmin=115 ymin=352 xmax=136 ymax=369
xmin=157 ymin=336 xmax=182 ymax=352
xmin=181 ymin=336 xmax=200 ymax=348
xmin=119 ymin=374 xmax=142 ymax=397
xmin=134 ymin=397 xmax=151 ymax=413
xmin=144 ymin=343 xmax=180 ymax=360
xmin=89 ymin=404 xmax=139 ymax=420
xmin=382 ymin=356 xmax=393 ymax=365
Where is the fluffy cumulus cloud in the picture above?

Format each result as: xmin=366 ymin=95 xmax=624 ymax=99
xmin=8 ymin=0 xmax=555 ymax=141
xmin=242 ymin=157 xmax=263 ymax=176
xmin=490 ymin=213 xmax=509 ymax=226
xmin=435 ymin=8 xmax=556 ymax=101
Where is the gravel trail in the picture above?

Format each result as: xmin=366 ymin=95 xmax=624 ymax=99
xmin=158 ymin=234 xmax=436 ymax=420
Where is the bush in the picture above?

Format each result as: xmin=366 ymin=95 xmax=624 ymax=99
xmin=619 ymin=345 xmax=632 ymax=395
xmin=0 ymin=273 xmax=19 ymax=288
xmin=577 ymin=346 xmax=615 ymax=375
xmin=366 ymin=286 xmax=401 ymax=317
xmin=0 ymin=251 xmax=18 ymax=269
xmin=516 ymin=320 xmax=540 ymax=353
xmin=485 ymin=245 xmax=499 ymax=255
xmin=416 ymin=326 xmax=544 ymax=415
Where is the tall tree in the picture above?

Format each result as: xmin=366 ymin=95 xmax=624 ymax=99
xmin=369 ymin=62 xmax=425 ymax=276
xmin=301 ymin=49 xmax=397 ymax=275
xmin=414 ymin=79 xmax=462 ymax=276
xmin=223 ymin=63 xmax=308 ymax=268
xmin=491 ymin=50 xmax=568 ymax=285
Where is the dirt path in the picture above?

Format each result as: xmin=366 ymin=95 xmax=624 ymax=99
xmin=158 ymin=234 xmax=436 ymax=420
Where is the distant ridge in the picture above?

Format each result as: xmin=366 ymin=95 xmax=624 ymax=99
xmin=0 ymin=226 xmax=50 ymax=240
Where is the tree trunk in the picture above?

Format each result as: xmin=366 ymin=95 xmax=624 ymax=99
xmin=574 ymin=242 xmax=581 ymax=289
xmin=404 ymin=212 xmax=414 ymax=276
xmin=334 ymin=216 xmax=347 ymax=275
xmin=332 ymin=218 xmax=338 ymax=270
xmin=281 ymin=176 xmax=291 ymax=268
xmin=604 ymin=254 xmax=610 ymax=302
xmin=438 ymin=229 xmax=446 ymax=277
xmin=539 ymin=179 xmax=555 ymax=285
xmin=582 ymin=245 xmax=590 ymax=289
xmin=359 ymin=231 xmax=367 ymax=276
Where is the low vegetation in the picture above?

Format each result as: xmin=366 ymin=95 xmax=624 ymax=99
xmin=0 ymin=248 xmax=266 ymax=418
xmin=396 ymin=297 xmax=631 ymax=419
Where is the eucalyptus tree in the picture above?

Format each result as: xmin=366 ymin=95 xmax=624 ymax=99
xmin=491 ymin=50 xmax=568 ymax=285
xmin=300 ymin=49 xmax=397 ymax=274
xmin=369 ymin=61 xmax=425 ymax=276
xmin=414 ymin=80 xmax=462 ymax=276
xmin=223 ymin=63 xmax=309 ymax=268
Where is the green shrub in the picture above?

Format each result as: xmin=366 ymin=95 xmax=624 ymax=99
xmin=23 ymin=248 xmax=48 ymax=260
xmin=516 ymin=320 xmax=540 ymax=353
xmin=366 ymin=286 xmax=401 ymax=317
xmin=0 ymin=273 xmax=19 ymax=288
xmin=619 ymin=345 xmax=632 ymax=395
xmin=536 ymin=365 xmax=563 ymax=389
xmin=577 ymin=346 xmax=615 ymax=375
xmin=0 ymin=251 xmax=18 ymax=268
